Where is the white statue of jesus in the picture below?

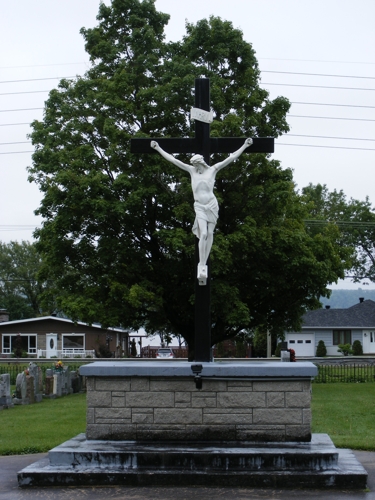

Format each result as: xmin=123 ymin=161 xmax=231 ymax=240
xmin=151 ymin=138 xmax=253 ymax=284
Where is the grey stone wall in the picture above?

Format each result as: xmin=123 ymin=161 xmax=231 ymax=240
xmin=86 ymin=376 xmax=312 ymax=442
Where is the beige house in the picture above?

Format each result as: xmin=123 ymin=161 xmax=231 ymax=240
xmin=0 ymin=310 xmax=133 ymax=359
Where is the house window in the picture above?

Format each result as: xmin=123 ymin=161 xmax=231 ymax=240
xmin=62 ymin=334 xmax=85 ymax=350
xmin=333 ymin=330 xmax=351 ymax=345
xmin=2 ymin=334 xmax=37 ymax=354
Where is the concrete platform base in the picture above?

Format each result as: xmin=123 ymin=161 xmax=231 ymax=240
xmin=18 ymin=433 xmax=367 ymax=489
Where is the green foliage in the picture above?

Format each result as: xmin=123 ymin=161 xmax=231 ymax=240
xmin=216 ymin=341 xmax=226 ymax=358
xmin=312 ymin=384 xmax=375 ymax=450
xmin=316 ymin=340 xmax=327 ymax=357
xmin=96 ymin=344 xmax=112 ymax=358
xmin=352 ymin=340 xmax=363 ymax=356
xmin=302 ymin=183 xmax=375 ymax=284
xmin=235 ymin=339 xmax=246 ymax=358
xmin=28 ymin=0 xmax=349 ymax=355
xmin=12 ymin=334 xmax=23 ymax=358
xmin=0 ymin=241 xmax=55 ymax=320
xmin=338 ymin=343 xmax=353 ymax=356
xmin=274 ymin=342 xmax=282 ymax=357
xmin=0 ymin=393 xmax=86 ymax=455
xmin=252 ymin=329 xmax=268 ymax=357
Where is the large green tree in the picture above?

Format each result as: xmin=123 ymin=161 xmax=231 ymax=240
xmin=28 ymin=0 xmax=349 ymax=354
xmin=0 ymin=241 xmax=54 ymax=320
xmin=302 ymin=183 xmax=375 ymax=283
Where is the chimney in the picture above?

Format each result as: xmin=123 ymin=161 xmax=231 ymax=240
xmin=359 ymin=298 xmax=365 ymax=303
xmin=0 ymin=309 xmax=9 ymax=322
xmin=325 ymin=305 xmax=330 ymax=310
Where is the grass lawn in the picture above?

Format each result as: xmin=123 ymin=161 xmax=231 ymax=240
xmin=0 ymin=384 xmax=374 ymax=455
xmin=312 ymin=383 xmax=375 ymax=450
xmin=0 ymin=393 xmax=86 ymax=455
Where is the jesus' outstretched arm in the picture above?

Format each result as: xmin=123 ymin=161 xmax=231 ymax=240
xmin=213 ymin=138 xmax=253 ymax=172
xmin=151 ymin=141 xmax=191 ymax=173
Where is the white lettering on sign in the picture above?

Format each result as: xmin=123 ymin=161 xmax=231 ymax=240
xmin=190 ymin=107 xmax=214 ymax=124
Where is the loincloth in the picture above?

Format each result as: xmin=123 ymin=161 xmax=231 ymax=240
xmin=192 ymin=198 xmax=219 ymax=238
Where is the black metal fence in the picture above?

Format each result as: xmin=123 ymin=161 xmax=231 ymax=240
xmin=313 ymin=363 xmax=375 ymax=383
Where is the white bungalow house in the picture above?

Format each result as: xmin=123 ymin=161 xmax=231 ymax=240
xmin=0 ymin=311 xmax=145 ymax=359
xmin=285 ymin=298 xmax=375 ymax=357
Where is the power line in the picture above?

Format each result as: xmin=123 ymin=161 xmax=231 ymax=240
xmin=262 ymin=82 xmax=375 ymax=91
xmin=304 ymin=220 xmax=375 ymax=227
xmin=260 ymin=57 xmax=375 ymax=65
xmin=286 ymin=134 xmax=375 ymax=142
xmin=276 ymin=143 xmax=375 ymax=151
xmin=0 ymin=225 xmax=39 ymax=230
xmin=288 ymin=115 xmax=375 ymax=122
xmin=0 ymin=123 xmax=31 ymax=127
xmin=0 ymin=90 xmax=50 ymax=96
xmin=0 ymin=108 xmax=43 ymax=113
xmin=0 ymin=76 xmax=76 ymax=84
xmin=291 ymin=101 xmax=375 ymax=109
xmin=262 ymin=70 xmax=375 ymax=80
xmin=5 ymin=135 xmax=372 ymax=146
xmin=2 ymin=144 xmax=375 ymax=155
xmin=0 ymin=151 xmax=34 ymax=155
xmin=1 ymin=76 xmax=374 ymax=92
xmin=0 ymin=62 xmax=86 ymax=70
xmin=0 ymin=141 xmax=30 ymax=145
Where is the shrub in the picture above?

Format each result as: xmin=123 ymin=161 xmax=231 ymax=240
xmin=316 ymin=340 xmax=327 ymax=357
xmin=352 ymin=340 xmax=363 ymax=356
xmin=337 ymin=343 xmax=353 ymax=356
xmin=96 ymin=344 xmax=112 ymax=358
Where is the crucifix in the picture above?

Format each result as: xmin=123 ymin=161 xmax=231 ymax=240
xmin=131 ymin=78 xmax=274 ymax=362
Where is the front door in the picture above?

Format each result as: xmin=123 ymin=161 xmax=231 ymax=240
xmin=46 ymin=333 xmax=58 ymax=358
xmin=363 ymin=331 xmax=375 ymax=354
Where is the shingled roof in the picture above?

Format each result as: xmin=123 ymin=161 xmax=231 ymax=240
xmin=302 ymin=299 xmax=375 ymax=328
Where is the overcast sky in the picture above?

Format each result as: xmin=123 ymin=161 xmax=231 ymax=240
xmin=1 ymin=0 xmax=374 ymax=289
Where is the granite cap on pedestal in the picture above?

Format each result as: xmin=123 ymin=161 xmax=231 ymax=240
xmin=79 ymin=361 xmax=317 ymax=379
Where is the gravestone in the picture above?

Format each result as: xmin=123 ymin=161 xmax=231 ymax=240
xmin=44 ymin=369 xmax=55 ymax=398
xmin=62 ymin=368 xmax=72 ymax=395
xmin=13 ymin=372 xmax=29 ymax=405
xmin=0 ymin=374 xmax=13 ymax=409
xmin=28 ymin=363 xmax=43 ymax=403
xmin=26 ymin=375 xmax=35 ymax=404
xmin=53 ymin=372 xmax=63 ymax=397
xmin=281 ymin=350 xmax=291 ymax=362
xmin=70 ymin=371 xmax=80 ymax=393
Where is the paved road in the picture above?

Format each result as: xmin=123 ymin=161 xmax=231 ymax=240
xmin=1 ymin=450 xmax=374 ymax=500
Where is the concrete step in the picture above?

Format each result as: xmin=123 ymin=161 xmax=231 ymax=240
xmin=47 ymin=433 xmax=339 ymax=472
xmin=18 ymin=434 xmax=368 ymax=489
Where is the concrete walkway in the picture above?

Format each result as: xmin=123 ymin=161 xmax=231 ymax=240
xmin=1 ymin=450 xmax=374 ymax=500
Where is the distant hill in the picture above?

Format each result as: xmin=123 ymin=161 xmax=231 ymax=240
xmin=320 ymin=289 xmax=375 ymax=309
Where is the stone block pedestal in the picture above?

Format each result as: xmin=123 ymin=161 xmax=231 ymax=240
xmin=17 ymin=361 xmax=368 ymax=489
xmin=83 ymin=361 xmax=314 ymax=443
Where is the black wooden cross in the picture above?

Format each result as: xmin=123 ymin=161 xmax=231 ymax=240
xmin=131 ymin=78 xmax=274 ymax=362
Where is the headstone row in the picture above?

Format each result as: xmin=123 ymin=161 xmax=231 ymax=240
xmin=1 ymin=362 xmax=83 ymax=407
